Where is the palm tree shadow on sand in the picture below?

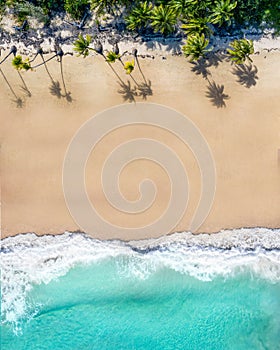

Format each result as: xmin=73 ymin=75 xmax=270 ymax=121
xmin=137 ymin=80 xmax=153 ymax=100
xmin=38 ymin=55 xmax=64 ymax=99
xmin=191 ymin=58 xmax=211 ymax=79
xmin=31 ymin=48 xmax=72 ymax=101
xmin=18 ymin=71 xmax=31 ymax=97
xmin=0 ymin=67 xmax=24 ymax=108
xmin=134 ymin=53 xmax=153 ymax=99
xmin=232 ymin=63 xmax=258 ymax=88
xmin=117 ymin=80 xmax=138 ymax=103
xmin=49 ymin=80 xmax=63 ymax=98
xmin=59 ymin=56 xmax=72 ymax=102
xmin=205 ymin=52 xmax=224 ymax=68
xmin=205 ymin=80 xmax=230 ymax=108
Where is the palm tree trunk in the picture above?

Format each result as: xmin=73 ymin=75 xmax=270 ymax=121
xmin=119 ymin=57 xmax=139 ymax=87
xmin=39 ymin=54 xmax=55 ymax=83
xmin=31 ymin=54 xmax=58 ymax=69
xmin=59 ymin=57 xmax=67 ymax=97
xmin=135 ymin=56 xmax=147 ymax=84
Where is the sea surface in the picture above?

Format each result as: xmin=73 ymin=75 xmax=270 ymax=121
xmin=1 ymin=228 xmax=280 ymax=350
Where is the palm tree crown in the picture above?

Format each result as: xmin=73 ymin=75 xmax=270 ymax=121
xmin=182 ymin=33 xmax=210 ymax=61
xmin=106 ymin=51 xmax=121 ymax=63
xmin=209 ymin=0 xmax=237 ymax=26
xmin=181 ymin=17 xmax=212 ymax=37
xmin=12 ymin=55 xmax=31 ymax=71
xmin=124 ymin=60 xmax=135 ymax=74
xmin=151 ymin=4 xmax=177 ymax=36
xmin=73 ymin=34 xmax=93 ymax=57
xmin=227 ymin=38 xmax=254 ymax=64
xmin=125 ymin=1 xmax=153 ymax=32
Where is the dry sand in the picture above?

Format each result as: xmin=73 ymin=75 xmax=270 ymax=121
xmin=0 ymin=50 xmax=280 ymax=240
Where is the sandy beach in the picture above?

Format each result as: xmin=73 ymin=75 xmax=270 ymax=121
xmin=1 ymin=48 xmax=280 ymax=240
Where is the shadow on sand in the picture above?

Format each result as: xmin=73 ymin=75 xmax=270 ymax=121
xmin=32 ymin=51 xmax=72 ymax=101
xmin=189 ymin=55 xmax=230 ymax=108
xmin=18 ymin=71 xmax=32 ymax=97
xmin=205 ymin=80 xmax=230 ymax=108
xmin=232 ymin=63 xmax=258 ymax=88
xmin=117 ymin=80 xmax=138 ymax=103
xmin=115 ymin=53 xmax=153 ymax=102
xmin=0 ymin=67 xmax=24 ymax=107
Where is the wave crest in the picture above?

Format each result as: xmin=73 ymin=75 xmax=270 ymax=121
xmin=1 ymin=227 xmax=280 ymax=328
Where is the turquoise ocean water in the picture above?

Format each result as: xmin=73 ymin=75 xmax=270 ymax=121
xmin=1 ymin=228 xmax=280 ymax=349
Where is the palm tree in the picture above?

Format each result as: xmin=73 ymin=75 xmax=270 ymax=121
xmin=124 ymin=60 xmax=135 ymax=74
xmin=209 ymin=0 xmax=237 ymax=26
xmin=31 ymin=45 xmax=63 ymax=69
xmin=132 ymin=48 xmax=147 ymax=84
xmin=90 ymin=0 xmax=125 ymax=16
xmin=182 ymin=0 xmax=212 ymax=18
xmin=181 ymin=17 xmax=212 ymax=37
xmin=170 ymin=0 xmax=191 ymax=17
xmin=11 ymin=55 xmax=31 ymax=71
xmin=227 ymin=38 xmax=254 ymax=64
xmin=73 ymin=34 xmax=93 ymax=57
xmin=182 ymin=33 xmax=210 ymax=61
xmin=105 ymin=51 xmax=121 ymax=63
xmin=57 ymin=49 xmax=72 ymax=101
xmin=125 ymin=1 xmax=153 ymax=32
xmin=29 ymin=46 xmax=67 ymax=100
xmin=151 ymin=4 xmax=177 ymax=36
xmin=0 ymin=45 xmax=17 ymax=65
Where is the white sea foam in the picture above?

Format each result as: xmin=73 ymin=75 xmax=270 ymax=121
xmin=1 ymin=228 xmax=280 ymax=328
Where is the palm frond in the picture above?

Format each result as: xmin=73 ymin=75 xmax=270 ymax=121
xmin=73 ymin=34 xmax=92 ymax=57
xmin=106 ymin=51 xmax=121 ymax=63
xmin=227 ymin=38 xmax=254 ymax=64
xmin=125 ymin=1 xmax=153 ymax=31
xmin=151 ymin=4 xmax=177 ymax=36
xmin=182 ymin=33 xmax=210 ymax=61
xmin=124 ymin=60 xmax=135 ymax=74
xmin=12 ymin=55 xmax=31 ymax=71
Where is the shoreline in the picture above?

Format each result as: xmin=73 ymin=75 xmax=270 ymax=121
xmin=1 ymin=37 xmax=280 ymax=240
xmin=2 ymin=226 xmax=280 ymax=245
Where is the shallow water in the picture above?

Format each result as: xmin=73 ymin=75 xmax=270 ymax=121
xmin=1 ymin=228 xmax=280 ymax=350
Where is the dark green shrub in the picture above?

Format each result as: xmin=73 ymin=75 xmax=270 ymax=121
xmin=65 ymin=0 xmax=89 ymax=20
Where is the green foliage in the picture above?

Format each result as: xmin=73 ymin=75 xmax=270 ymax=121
xmin=169 ymin=0 xmax=191 ymax=17
xmin=227 ymin=38 xmax=254 ymax=63
xmin=34 ymin=0 xmax=65 ymax=13
xmin=73 ymin=34 xmax=92 ymax=57
xmin=124 ymin=60 xmax=135 ymax=74
xmin=181 ymin=17 xmax=212 ymax=37
xmin=105 ymin=51 xmax=121 ymax=63
xmin=12 ymin=55 xmax=31 ymax=70
xmin=125 ymin=1 xmax=153 ymax=32
xmin=209 ymin=0 xmax=237 ymax=26
xmin=182 ymin=33 xmax=210 ymax=61
xmin=2 ymin=0 xmax=280 ymax=36
xmin=90 ymin=0 xmax=125 ymax=16
xmin=263 ymin=5 xmax=280 ymax=33
xmin=150 ymin=4 xmax=177 ymax=35
xmin=11 ymin=1 xmax=48 ymax=25
xmin=232 ymin=0 xmax=280 ymax=28
xmin=65 ymin=0 xmax=89 ymax=20
xmin=0 ymin=0 xmax=6 ymax=18
xmin=182 ymin=0 xmax=212 ymax=18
